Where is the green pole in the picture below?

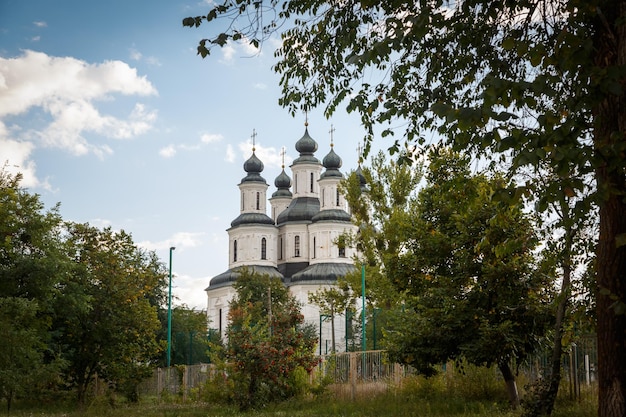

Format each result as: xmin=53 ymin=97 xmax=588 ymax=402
xmin=167 ymin=246 xmax=175 ymax=367
xmin=319 ymin=314 xmax=322 ymax=356
xmin=361 ymin=264 xmax=366 ymax=352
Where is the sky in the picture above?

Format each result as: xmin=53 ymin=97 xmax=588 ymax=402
xmin=0 ymin=0 xmax=372 ymax=310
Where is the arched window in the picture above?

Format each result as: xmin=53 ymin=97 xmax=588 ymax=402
xmin=310 ymin=172 xmax=314 ymax=192
xmin=279 ymin=237 xmax=283 ymax=260
xmin=256 ymin=192 xmax=260 ymax=210
xmin=294 ymin=235 xmax=301 ymax=257
xmin=336 ymin=188 xmax=340 ymax=206
xmin=233 ymin=240 xmax=238 ymax=262
xmin=261 ymin=237 xmax=267 ymax=260
xmin=313 ymin=237 xmax=316 ymax=258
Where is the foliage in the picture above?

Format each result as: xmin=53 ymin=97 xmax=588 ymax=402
xmin=308 ymin=285 xmax=352 ymax=353
xmin=223 ymin=269 xmax=318 ymax=410
xmin=170 ymin=306 xmax=211 ymax=366
xmin=60 ymin=223 xmax=166 ymax=403
xmin=185 ymin=3 xmax=626 ymax=414
xmin=385 ymin=149 xmax=552 ymax=384
xmin=0 ymin=169 xmax=70 ymax=410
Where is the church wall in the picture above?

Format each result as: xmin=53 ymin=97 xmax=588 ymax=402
xmin=228 ymin=224 xmax=278 ymax=269
xmin=239 ymin=182 xmax=268 ymax=214
xmin=291 ymin=162 xmax=321 ymax=197
xmin=289 ymin=283 xmax=349 ymax=354
xmin=279 ymin=224 xmax=310 ymax=264
xmin=309 ymin=223 xmax=358 ymax=263
xmin=206 ymin=285 xmax=237 ymax=340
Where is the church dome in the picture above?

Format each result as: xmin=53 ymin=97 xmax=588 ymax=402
xmin=295 ymin=127 xmax=318 ymax=155
xmin=355 ymin=165 xmax=367 ymax=189
xmin=241 ymin=151 xmax=267 ymax=184
xmin=244 ymin=151 xmax=263 ymax=174
xmin=272 ymin=168 xmax=292 ymax=198
xmin=293 ymin=127 xmax=320 ymax=164
xmin=320 ymin=146 xmax=343 ymax=179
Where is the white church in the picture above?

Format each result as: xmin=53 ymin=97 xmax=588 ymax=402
xmin=205 ymin=123 xmax=363 ymax=353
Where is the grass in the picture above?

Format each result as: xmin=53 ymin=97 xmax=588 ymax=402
xmin=6 ymin=394 xmax=596 ymax=417
xmin=6 ymin=365 xmax=597 ymax=417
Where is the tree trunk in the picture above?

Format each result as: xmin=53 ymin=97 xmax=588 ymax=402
xmin=536 ymin=216 xmax=574 ymax=416
xmin=498 ymin=360 xmax=520 ymax=409
xmin=593 ymin=3 xmax=626 ymax=417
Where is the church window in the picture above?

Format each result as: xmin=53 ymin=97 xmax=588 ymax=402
xmin=336 ymin=188 xmax=340 ymax=206
xmin=256 ymin=192 xmax=260 ymax=210
xmin=219 ymin=308 xmax=223 ymax=335
xmin=310 ymin=172 xmax=314 ymax=192
xmin=233 ymin=240 xmax=238 ymax=262
xmin=295 ymin=174 xmax=298 ymax=193
xmin=261 ymin=237 xmax=267 ymax=260
xmin=241 ymin=192 xmax=244 ymax=210
xmin=338 ymin=239 xmax=346 ymax=258
xmin=279 ymin=237 xmax=283 ymax=260
xmin=294 ymin=235 xmax=300 ymax=257
xmin=313 ymin=237 xmax=316 ymax=258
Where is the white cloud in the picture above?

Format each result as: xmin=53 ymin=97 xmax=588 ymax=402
xmin=31 ymin=36 xmax=41 ymax=42
xmin=201 ymin=133 xmax=223 ymax=143
xmin=238 ymin=139 xmax=291 ymax=169
xmin=172 ymin=273 xmax=208 ymax=310
xmin=138 ymin=232 xmax=204 ymax=251
xmin=218 ymin=38 xmax=261 ymax=64
xmin=0 ymin=133 xmax=46 ymax=189
xmin=159 ymin=144 xmax=177 ymax=158
xmin=225 ymin=144 xmax=235 ymax=163
xmin=159 ymin=132 xmax=223 ymax=158
xmin=0 ymin=50 xmax=159 ymax=184
xmin=129 ymin=47 xmax=162 ymax=66
xmin=33 ymin=21 xmax=47 ymax=28
xmin=253 ymin=82 xmax=267 ymax=90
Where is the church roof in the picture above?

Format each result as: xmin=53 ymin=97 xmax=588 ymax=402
xmin=230 ymin=212 xmax=275 ymax=227
xmin=276 ymin=196 xmax=320 ymax=225
xmin=207 ymin=265 xmax=285 ymax=290
xmin=289 ymin=262 xmax=357 ymax=284
xmin=311 ymin=208 xmax=352 ymax=223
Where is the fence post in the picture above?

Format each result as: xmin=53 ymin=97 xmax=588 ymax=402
xmin=350 ymin=352 xmax=357 ymax=400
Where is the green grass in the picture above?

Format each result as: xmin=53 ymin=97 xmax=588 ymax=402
xmin=6 ymin=390 xmax=596 ymax=417
xmin=5 ymin=365 xmax=597 ymax=417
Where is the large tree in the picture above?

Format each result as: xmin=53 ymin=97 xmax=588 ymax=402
xmin=61 ymin=223 xmax=166 ymax=403
xmin=0 ymin=169 xmax=69 ymax=410
xmin=185 ymin=2 xmax=626 ymax=415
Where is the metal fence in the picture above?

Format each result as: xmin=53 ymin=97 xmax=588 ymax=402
xmin=138 ymin=339 xmax=597 ymax=400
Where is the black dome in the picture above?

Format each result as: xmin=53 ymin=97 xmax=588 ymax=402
xmin=241 ymin=151 xmax=267 ymax=184
xmin=321 ymin=147 xmax=343 ymax=179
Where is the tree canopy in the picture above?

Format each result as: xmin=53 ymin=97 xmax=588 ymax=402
xmin=185 ymin=2 xmax=626 ymax=415
xmin=0 ymin=169 xmax=169 ymax=405
xmin=221 ymin=269 xmax=318 ymax=410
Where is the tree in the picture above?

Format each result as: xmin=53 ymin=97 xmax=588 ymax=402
xmin=61 ymin=223 xmax=166 ymax=403
xmin=384 ymin=148 xmax=552 ymax=408
xmin=0 ymin=169 xmax=69 ymax=410
xmin=308 ymin=285 xmax=352 ymax=353
xmin=185 ymin=3 xmax=626 ymax=415
xmin=170 ymin=306 xmax=210 ymax=365
xmin=223 ymin=269 xmax=318 ymax=410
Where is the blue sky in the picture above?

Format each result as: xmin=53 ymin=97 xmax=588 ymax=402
xmin=0 ymin=0 xmax=369 ymax=309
